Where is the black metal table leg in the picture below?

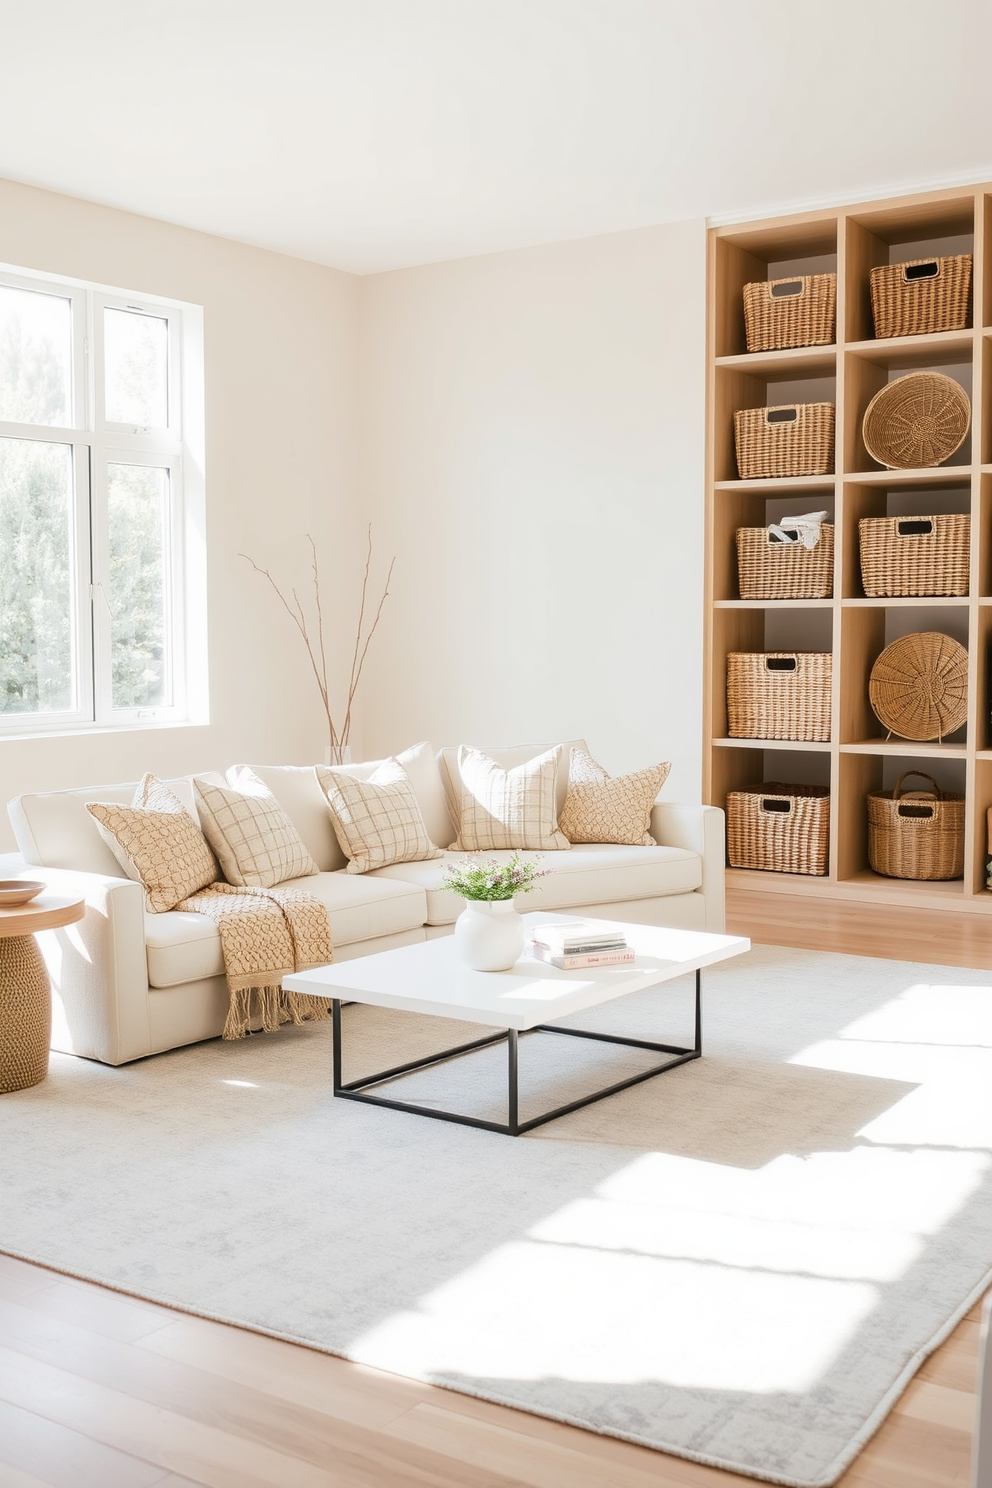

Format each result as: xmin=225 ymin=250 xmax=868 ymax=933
xmin=330 ymin=971 xmax=704 ymax=1135
xmin=508 ymin=1028 xmax=519 ymax=1135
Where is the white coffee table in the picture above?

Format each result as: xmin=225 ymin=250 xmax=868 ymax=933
xmin=285 ymin=914 xmax=750 ymax=1136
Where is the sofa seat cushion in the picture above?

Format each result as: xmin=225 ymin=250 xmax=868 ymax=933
xmin=144 ymin=871 xmax=428 ymax=988
xmin=369 ymin=843 xmax=703 ymax=927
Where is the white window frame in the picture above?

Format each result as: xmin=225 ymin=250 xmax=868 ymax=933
xmin=0 ymin=262 xmax=206 ymax=737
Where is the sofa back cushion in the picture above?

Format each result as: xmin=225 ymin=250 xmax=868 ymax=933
xmin=8 ymin=777 xmax=199 ymax=875
xmin=437 ymin=739 xmax=587 ymax=835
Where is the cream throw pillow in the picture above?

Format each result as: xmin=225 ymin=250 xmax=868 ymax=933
xmin=193 ymin=775 xmax=319 ymax=887
xmin=559 ymin=748 xmax=671 ymax=845
xmin=86 ymin=774 xmax=219 ymax=913
xmin=452 ymin=745 xmax=570 ymax=852
xmin=316 ymin=758 xmax=443 ymax=875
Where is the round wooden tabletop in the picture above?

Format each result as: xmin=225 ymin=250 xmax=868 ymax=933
xmin=0 ymin=893 xmax=86 ymax=938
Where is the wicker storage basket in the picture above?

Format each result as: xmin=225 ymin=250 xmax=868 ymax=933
xmin=862 ymin=373 xmax=970 ymax=470
xmin=737 ymin=524 xmax=834 ymax=599
xmin=743 ymin=273 xmax=837 ymax=353
xmin=868 ymin=631 xmax=968 ymax=741
xmin=727 ymin=783 xmax=830 ymax=875
xmin=870 ymin=254 xmax=972 ymax=339
xmin=726 ymin=652 xmax=832 ymax=742
xmin=859 ymin=513 xmax=970 ymax=597
xmin=868 ymin=771 xmax=964 ymax=881
xmin=734 ymin=403 xmax=835 ymax=480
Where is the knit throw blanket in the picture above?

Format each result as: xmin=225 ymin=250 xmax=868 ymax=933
xmin=179 ymin=883 xmax=333 ymax=1040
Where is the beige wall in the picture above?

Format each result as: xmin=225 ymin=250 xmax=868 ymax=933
xmin=358 ymin=220 xmax=707 ymax=799
xmin=0 ymin=179 xmax=361 ymax=852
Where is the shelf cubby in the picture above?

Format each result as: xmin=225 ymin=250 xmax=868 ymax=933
xmin=706 ymin=181 xmax=992 ymax=920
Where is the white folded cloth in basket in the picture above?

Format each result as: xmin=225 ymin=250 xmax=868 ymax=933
xmin=767 ymin=510 xmax=829 ymax=549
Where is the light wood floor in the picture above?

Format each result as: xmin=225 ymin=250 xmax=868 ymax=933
xmin=2 ymin=904 xmax=987 ymax=1487
xmin=0 ymin=1250 xmax=983 ymax=1488
xmin=727 ymin=885 xmax=992 ymax=969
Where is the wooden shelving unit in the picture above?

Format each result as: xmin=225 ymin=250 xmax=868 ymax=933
xmin=705 ymin=182 xmax=992 ymax=916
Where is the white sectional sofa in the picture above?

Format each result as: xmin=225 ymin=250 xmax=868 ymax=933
xmin=7 ymin=740 xmax=725 ymax=1066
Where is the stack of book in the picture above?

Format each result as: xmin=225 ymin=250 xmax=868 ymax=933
xmin=528 ymin=922 xmax=634 ymax=970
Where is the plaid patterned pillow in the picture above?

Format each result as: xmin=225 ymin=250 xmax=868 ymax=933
xmin=559 ymin=748 xmax=671 ymax=845
xmin=316 ymin=758 xmax=443 ymax=875
xmin=452 ymin=745 xmax=570 ymax=852
xmin=193 ymin=776 xmax=319 ymax=887
xmin=86 ymin=774 xmax=219 ymax=913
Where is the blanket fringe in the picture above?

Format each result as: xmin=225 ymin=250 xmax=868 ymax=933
xmin=223 ymin=985 xmax=330 ymax=1040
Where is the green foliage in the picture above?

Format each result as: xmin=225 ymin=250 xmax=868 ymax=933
xmin=107 ymin=464 xmax=167 ymax=709
xmin=439 ymin=852 xmax=548 ymax=901
xmin=0 ymin=438 xmax=73 ymax=714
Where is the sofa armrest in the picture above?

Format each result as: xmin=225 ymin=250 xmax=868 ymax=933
xmin=650 ymin=803 xmax=726 ymax=933
xmin=21 ymin=865 xmax=152 ymax=1066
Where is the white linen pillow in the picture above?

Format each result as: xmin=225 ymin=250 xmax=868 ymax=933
xmin=451 ymin=745 xmax=570 ymax=852
xmin=226 ymin=763 xmax=345 ymax=872
xmin=316 ymin=757 xmax=444 ymax=874
xmin=338 ymin=741 xmax=455 ymax=849
xmin=193 ymin=775 xmax=319 ymax=887
xmin=438 ymin=739 xmax=587 ymax=834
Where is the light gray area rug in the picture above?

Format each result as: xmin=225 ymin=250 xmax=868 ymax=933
xmin=0 ymin=944 xmax=990 ymax=1487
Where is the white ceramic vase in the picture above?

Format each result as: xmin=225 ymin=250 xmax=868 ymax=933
xmin=454 ymin=899 xmax=525 ymax=972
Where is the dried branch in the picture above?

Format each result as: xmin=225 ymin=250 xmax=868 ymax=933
xmin=240 ymin=531 xmax=394 ymax=756
xmin=341 ymin=553 xmax=395 ymax=747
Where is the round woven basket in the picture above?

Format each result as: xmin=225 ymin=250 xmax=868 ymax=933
xmin=862 ymin=372 xmax=970 ymax=469
xmin=868 ymin=631 xmax=968 ymax=741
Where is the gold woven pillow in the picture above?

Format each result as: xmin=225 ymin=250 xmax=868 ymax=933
xmin=452 ymin=745 xmax=569 ymax=852
xmin=316 ymin=758 xmax=443 ymax=874
xmin=86 ymin=774 xmax=219 ymax=913
xmin=193 ymin=776 xmax=319 ymax=888
xmin=559 ymin=748 xmax=671 ymax=845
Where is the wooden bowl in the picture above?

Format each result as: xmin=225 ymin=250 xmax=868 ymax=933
xmin=0 ymin=880 xmax=46 ymax=907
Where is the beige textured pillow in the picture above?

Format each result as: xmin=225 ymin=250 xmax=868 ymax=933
xmin=316 ymin=758 xmax=443 ymax=874
xmin=86 ymin=774 xmax=219 ymax=913
xmin=193 ymin=775 xmax=319 ymax=887
xmin=559 ymin=748 xmax=671 ymax=845
xmin=452 ymin=745 xmax=570 ymax=852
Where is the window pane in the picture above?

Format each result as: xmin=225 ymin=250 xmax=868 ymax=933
xmin=0 ymin=286 xmax=72 ymax=426
xmin=104 ymin=309 xmax=168 ymax=427
xmin=0 ymin=438 xmax=74 ymax=715
xmin=108 ymin=463 xmax=171 ymax=709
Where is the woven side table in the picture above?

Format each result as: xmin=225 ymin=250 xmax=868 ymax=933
xmin=0 ymin=894 xmax=85 ymax=1093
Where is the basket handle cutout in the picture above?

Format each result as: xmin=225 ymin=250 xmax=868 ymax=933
xmin=765 ymin=656 xmax=797 ymax=672
xmin=897 ymin=803 xmax=935 ymax=819
xmin=769 ymin=279 xmax=804 ymax=299
xmin=761 ymin=798 xmax=793 ymax=813
xmin=896 ymin=518 xmax=933 ymax=536
xmin=768 ymin=528 xmax=799 ymax=544
xmin=893 ymin=770 xmax=942 ymax=801
xmin=902 ymin=260 xmax=939 ymax=282
xmin=766 ymin=407 xmax=798 ymax=425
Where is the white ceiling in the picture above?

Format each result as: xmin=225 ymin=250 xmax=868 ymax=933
xmin=2 ymin=0 xmax=992 ymax=275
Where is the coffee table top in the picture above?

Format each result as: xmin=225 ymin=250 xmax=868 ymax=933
xmin=285 ymin=914 xmax=750 ymax=1031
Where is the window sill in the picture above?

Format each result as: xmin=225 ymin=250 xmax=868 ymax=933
xmin=0 ymin=719 xmax=210 ymax=745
